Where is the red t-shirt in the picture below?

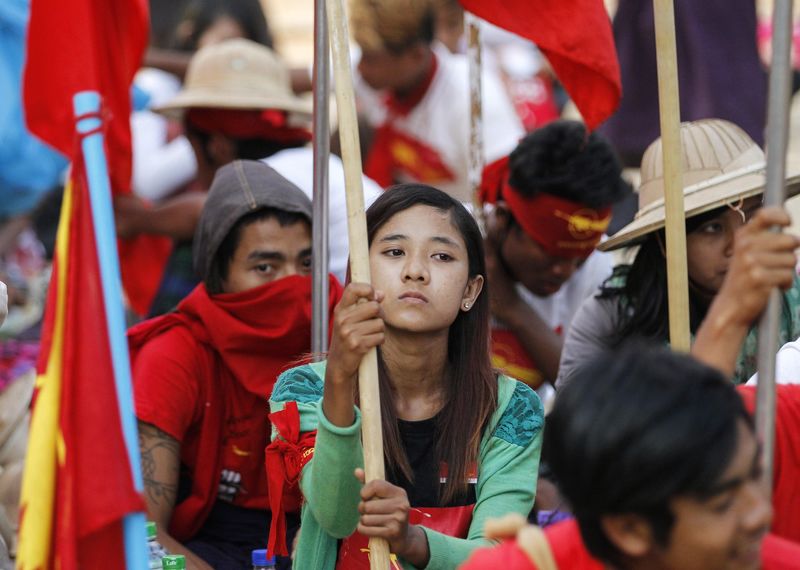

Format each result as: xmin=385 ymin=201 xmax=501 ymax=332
xmin=460 ymin=520 xmax=800 ymax=569
xmin=134 ymin=325 xmax=271 ymax=510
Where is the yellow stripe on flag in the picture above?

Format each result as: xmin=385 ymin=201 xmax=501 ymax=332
xmin=17 ymin=180 xmax=74 ymax=569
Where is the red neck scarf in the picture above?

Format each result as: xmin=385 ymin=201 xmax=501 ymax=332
xmin=128 ymin=274 xmax=343 ymax=539
xmin=364 ymin=54 xmax=440 ymax=187
xmin=480 ymin=156 xmax=611 ymax=259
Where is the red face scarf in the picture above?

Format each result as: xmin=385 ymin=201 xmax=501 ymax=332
xmin=128 ymin=274 xmax=343 ymax=540
xmin=479 ymin=156 xmax=611 ymax=259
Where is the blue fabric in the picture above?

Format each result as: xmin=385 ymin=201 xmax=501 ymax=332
xmin=491 ymin=381 xmax=544 ymax=448
xmin=0 ymin=0 xmax=67 ymax=218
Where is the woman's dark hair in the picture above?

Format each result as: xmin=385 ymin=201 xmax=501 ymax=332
xmin=205 ymin=206 xmax=309 ymax=294
xmin=603 ymin=207 xmax=736 ymax=343
xmin=173 ymin=0 xmax=273 ymax=51
xmin=508 ymin=120 xmax=632 ymax=209
xmin=546 ymin=342 xmax=752 ymax=566
xmin=365 ymin=184 xmax=497 ymax=504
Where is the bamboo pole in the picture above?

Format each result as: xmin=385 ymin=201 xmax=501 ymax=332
xmin=326 ymin=0 xmax=391 ymax=566
xmin=74 ymin=91 xmax=148 ymax=570
xmin=756 ymin=0 xmax=794 ymax=496
xmin=466 ymin=13 xmax=484 ymax=223
xmin=652 ymin=0 xmax=690 ymax=351
xmin=312 ymin=0 xmax=331 ymax=357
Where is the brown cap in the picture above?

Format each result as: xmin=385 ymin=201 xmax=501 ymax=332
xmin=193 ymin=160 xmax=313 ymax=280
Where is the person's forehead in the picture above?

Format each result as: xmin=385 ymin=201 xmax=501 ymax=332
xmin=376 ymin=205 xmax=463 ymax=242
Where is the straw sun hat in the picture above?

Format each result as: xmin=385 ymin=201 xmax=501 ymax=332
xmin=599 ymin=118 xmax=800 ymax=251
xmin=155 ymin=38 xmax=312 ymax=121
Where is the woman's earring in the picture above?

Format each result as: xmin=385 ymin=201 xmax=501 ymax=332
xmin=463 ymin=301 xmax=471 ymax=310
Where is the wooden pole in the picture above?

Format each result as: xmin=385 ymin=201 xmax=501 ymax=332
xmin=652 ymin=0 xmax=690 ymax=351
xmin=466 ymin=13 xmax=484 ymax=223
xmin=312 ymin=0 xmax=331 ymax=357
xmin=326 ymin=0 xmax=391 ymax=566
xmin=756 ymin=0 xmax=794 ymax=496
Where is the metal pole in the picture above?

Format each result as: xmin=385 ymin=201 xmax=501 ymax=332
xmin=466 ymin=13 xmax=484 ymax=222
xmin=74 ymin=91 xmax=147 ymax=569
xmin=312 ymin=0 xmax=331 ymax=357
xmin=652 ymin=0 xmax=690 ymax=352
xmin=756 ymin=0 xmax=794 ymax=495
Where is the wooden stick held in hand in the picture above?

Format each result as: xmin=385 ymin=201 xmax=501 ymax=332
xmin=325 ymin=0 xmax=392 ymax=566
xmin=653 ymin=0 xmax=690 ymax=351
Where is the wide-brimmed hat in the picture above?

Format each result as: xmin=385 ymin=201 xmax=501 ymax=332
xmin=155 ymin=38 xmax=312 ymax=121
xmin=599 ymin=119 xmax=800 ymax=251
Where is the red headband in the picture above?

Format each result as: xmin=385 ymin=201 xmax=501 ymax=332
xmin=479 ymin=156 xmax=611 ymax=259
xmin=186 ymin=108 xmax=312 ymax=144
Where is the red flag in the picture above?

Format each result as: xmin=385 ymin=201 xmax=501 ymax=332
xmin=19 ymin=163 xmax=145 ymax=569
xmin=23 ymin=0 xmax=171 ymax=315
xmin=459 ymin=0 xmax=622 ymax=130
xmin=19 ymin=0 xmax=151 ymax=566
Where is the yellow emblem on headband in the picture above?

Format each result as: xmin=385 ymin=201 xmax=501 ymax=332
xmin=554 ymin=209 xmax=612 ymax=239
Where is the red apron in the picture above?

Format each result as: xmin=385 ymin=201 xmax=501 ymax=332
xmin=335 ymin=504 xmax=476 ymax=569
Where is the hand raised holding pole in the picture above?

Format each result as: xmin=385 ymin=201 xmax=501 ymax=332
xmin=325 ymin=0 xmax=392 ymax=565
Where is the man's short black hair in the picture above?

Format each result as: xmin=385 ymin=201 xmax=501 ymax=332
xmin=205 ymin=206 xmax=309 ymax=294
xmin=508 ymin=120 xmax=632 ymax=209
xmin=546 ymin=342 xmax=752 ymax=566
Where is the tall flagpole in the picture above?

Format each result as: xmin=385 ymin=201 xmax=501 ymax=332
xmin=73 ymin=91 xmax=147 ymax=569
xmin=466 ymin=13 xmax=484 ymax=222
xmin=652 ymin=0 xmax=690 ymax=351
xmin=325 ymin=0 xmax=391 ymax=566
xmin=312 ymin=0 xmax=331 ymax=356
xmin=756 ymin=0 xmax=794 ymax=495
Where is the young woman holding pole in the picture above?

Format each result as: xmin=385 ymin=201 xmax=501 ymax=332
xmin=266 ymin=184 xmax=543 ymax=569
xmin=557 ymin=119 xmax=800 ymax=387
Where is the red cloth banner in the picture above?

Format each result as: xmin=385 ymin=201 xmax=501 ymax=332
xmin=24 ymin=0 xmax=170 ymax=315
xmin=458 ymin=0 xmax=622 ymax=130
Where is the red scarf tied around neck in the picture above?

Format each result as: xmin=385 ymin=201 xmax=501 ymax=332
xmin=479 ymin=156 xmax=611 ymax=260
xmin=128 ymin=274 xmax=343 ymax=540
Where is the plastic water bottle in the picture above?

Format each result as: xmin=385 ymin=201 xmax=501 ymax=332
xmin=252 ymin=549 xmax=276 ymax=569
xmin=161 ymin=555 xmax=186 ymax=570
xmin=146 ymin=521 xmax=167 ymax=569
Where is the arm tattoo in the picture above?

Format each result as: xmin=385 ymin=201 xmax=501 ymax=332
xmin=138 ymin=422 xmax=180 ymax=509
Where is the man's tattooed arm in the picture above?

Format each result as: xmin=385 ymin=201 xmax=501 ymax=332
xmin=138 ymin=421 xmax=180 ymax=520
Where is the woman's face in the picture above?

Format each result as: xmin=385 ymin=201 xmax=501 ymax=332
xmin=369 ymin=204 xmax=483 ymax=335
xmin=686 ymin=197 xmax=761 ymax=296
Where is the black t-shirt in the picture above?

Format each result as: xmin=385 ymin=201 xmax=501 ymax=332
xmin=391 ymin=416 xmax=476 ymax=508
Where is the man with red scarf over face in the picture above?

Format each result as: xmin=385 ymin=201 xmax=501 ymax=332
xmin=480 ymin=120 xmax=631 ymax=391
xmin=130 ymin=160 xmax=343 ymax=569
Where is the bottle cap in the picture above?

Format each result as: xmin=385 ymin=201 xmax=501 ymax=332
xmin=145 ymin=521 xmax=157 ymax=540
xmin=252 ymin=549 xmax=276 ymax=566
xmin=162 ymin=555 xmax=186 ymax=569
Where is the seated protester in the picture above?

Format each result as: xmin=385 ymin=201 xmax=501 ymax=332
xmin=557 ymin=119 xmax=800 ymax=387
xmin=267 ymin=185 xmax=543 ymax=568
xmin=351 ymin=0 xmax=523 ymax=202
xmin=118 ymin=38 xmax=381 ymax=314
xmin=479 ymin=121 xmax=631 ymax=388
xmin=130 ymin=160 xmax=343 ymax=569
xmin=461 ymin=205 xmax=800 ymax=570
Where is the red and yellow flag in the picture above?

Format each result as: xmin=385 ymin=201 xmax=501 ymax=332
xmin=18 ymin=0 xmax=151 ymax=566
xmin=18 ymin=162 xmax=145 ymax=569
xmin=459 ymin=0 xmax=622 ymax=130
